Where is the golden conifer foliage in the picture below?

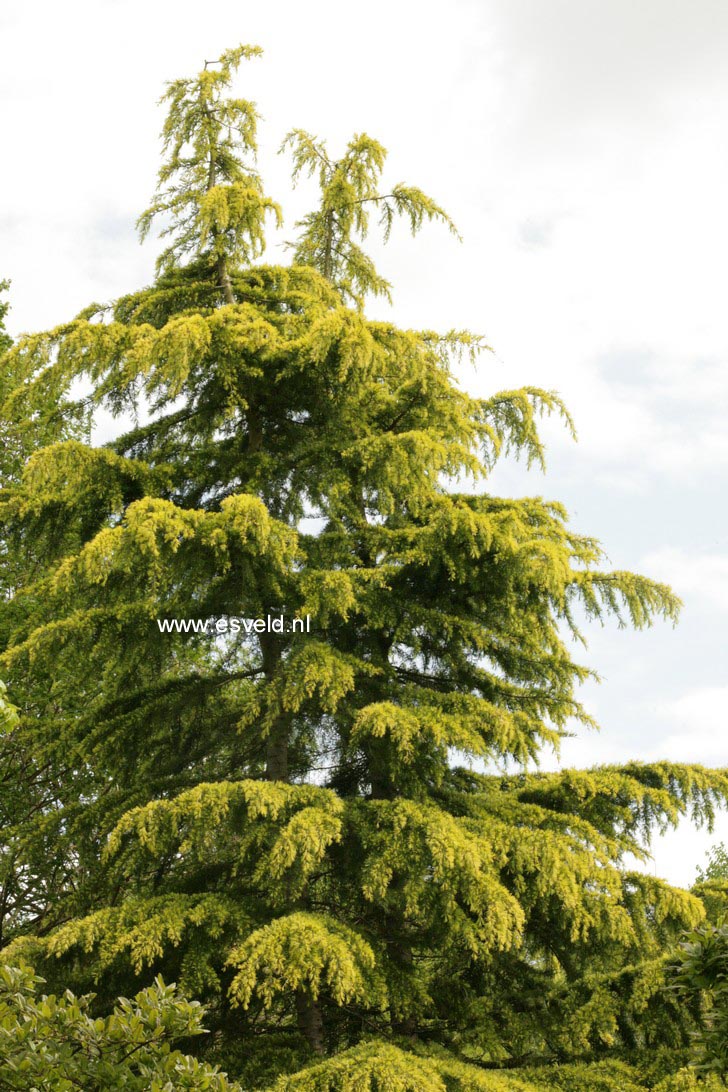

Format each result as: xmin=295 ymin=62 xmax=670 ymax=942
xmin=0 ymin=47 xmax=719 ymax=1091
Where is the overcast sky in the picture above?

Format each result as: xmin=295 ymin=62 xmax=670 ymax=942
xmin=2 ymin=0 xmax=728 ymax=887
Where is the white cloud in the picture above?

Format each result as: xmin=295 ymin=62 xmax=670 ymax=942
xmin=637 ymin=814 xmax=728 ymax=891
xmin=641 ymin=549 xmax=728 ymax=612
xmin=652 ymin=686 xmax=728 ymax=765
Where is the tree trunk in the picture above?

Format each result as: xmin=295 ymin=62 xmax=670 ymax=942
xmin=387 ymin=882 xmax=418 ymax=1039
xmin=216 ymin=253 xmax=235 ymax=306
xmin=295 ymin=988 xmax=325 ymax=1055
xmin=265 ymin=722 xmax=289 ymax=782
xmin=260 ymin=633 xmax=289 ymax=783
xmin=246 ymin=402 xmax=263 ymax=454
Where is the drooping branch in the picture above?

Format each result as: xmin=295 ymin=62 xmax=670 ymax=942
xmin=282 ymin=130 xmax=458 ymax=307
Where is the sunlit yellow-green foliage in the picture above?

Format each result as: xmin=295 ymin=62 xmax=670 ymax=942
xmin=138 ymin=45 xmax=281 ymax=274
xmin=283 ymin=129 xmax=459 ymax=307
xmin=270 ymin=1042 xmax=540 ymax=1091
xmin=0 ymin=680 xmax=17 ymax=732
xmin=0 ymin=45 xmax=720 ymax=1091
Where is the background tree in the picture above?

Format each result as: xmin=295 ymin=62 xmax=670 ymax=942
xmin=0 ymin=280 xmax=11 ymax=355
xmin=1 ymin=47 xmax=726 ymax=1091
xmin=686 ymin=842 xmax=728 ymax=928
xmin=0 ymin=962 xmax=241 ymax=1090
xmin=671 ymin=919 xmax=728 ymax=1081
xmin=696 ymin=843 xmax=728 ymax=885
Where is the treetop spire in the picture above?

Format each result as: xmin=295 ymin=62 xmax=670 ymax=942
xmin=138 ymin=44 xmax=281 ymax=285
